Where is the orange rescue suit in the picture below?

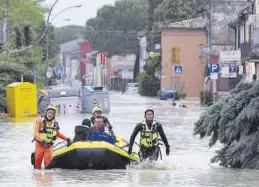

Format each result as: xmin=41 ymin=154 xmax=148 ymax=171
xmin=34 ymin=117 xmax=67 ymax=169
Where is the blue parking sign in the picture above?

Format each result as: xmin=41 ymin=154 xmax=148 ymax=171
xmin=210 ymin=64 xmax=219 ymax=73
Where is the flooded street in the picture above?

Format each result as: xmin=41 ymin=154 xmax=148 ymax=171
xmin=0 ymin=92 xmax=259 ymax=187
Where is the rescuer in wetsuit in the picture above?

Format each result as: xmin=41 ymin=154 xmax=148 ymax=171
xmin=128 ymin=108 xmax=170 ymax=160
xmin=32 ymin=105 xmax=72 ymax=169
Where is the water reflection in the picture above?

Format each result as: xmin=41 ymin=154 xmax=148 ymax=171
xmin=33 ymin=170 xmax=53 ymax=186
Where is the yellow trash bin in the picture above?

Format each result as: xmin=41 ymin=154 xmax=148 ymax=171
xmin=6 ymin=82 xmax=37 ymax=117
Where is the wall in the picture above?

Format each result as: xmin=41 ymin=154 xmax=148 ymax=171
xmin=211 ymin=0 xmax=249 ymax=55
xmin=161 ymin=28 xmax=207 ymax=97
xmin=139 ymin=36 xmax=148 ymax=72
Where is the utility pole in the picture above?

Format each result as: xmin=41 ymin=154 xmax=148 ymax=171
xmin=5 ymin=0 xmax=9 ymax=44
xmin=209 ymin=0 xmax=212 ymax=56
xmin=208 ymin=0 xmax=216 ymax=101
xmin=3 ymin=0 xmax=9 ymax=55
xmin=45 ymin=33 xmax=49 ymax=86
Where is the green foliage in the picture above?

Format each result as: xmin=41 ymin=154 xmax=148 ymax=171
xmin=7 ymin=0 xmax=45 ymax=49
xmin=0 ymin=0 xmax=59 ymax=109
xmin=10 ymin=45 xmax=44 ymax=69
xmin=14 ymin=27 xmax=22 ymax=48
xmin=0 ymin=56 xmax=34 ymax=107
xmin=23 ymin=25 xmax=32 ymax=46
xmin=137 ymin=60 xmax=161 ymax=97
xmin=199 ymin=89 xmax=212 ymax=106
xmin=55 ymin=25 xmax=85 ymax=44
xmin=85 ymin=0 xmax=148 ymax=57
xmin=193 ymin=81 xmax=259 ymax=169
xmin=45 ymin=25 xmax=60 ymax=59
xmin=147 ymin=0 xmax=163 ymax=30
xmin=178 ymin=92 xmax=186 ymax=99
xmin=154 ymin=0 xmax=208 ymax=23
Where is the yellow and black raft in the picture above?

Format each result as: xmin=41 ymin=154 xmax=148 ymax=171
xmin=46 ymin=135 xmax=140 ymax=169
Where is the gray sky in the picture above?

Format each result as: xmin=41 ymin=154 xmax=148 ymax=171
xmin=42 ymin=0 xmax=116 ymax=27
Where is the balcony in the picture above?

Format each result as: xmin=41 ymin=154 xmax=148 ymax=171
xmin=240 ymin=42 xmax=259 ymax=61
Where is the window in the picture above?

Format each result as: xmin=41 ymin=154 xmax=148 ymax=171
xmin=235 ymin=27 xmax=239 ymax=49
xmin=238 ymin=25 xmax=241 ymax=48
xmin=240 ymin=24 xmax=245 ymax=43
xmin=249 ymin=24 xmax=252 ymax=43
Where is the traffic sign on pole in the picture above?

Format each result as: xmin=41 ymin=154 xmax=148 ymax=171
xmin=55 ymin=66 xmax=64 ymax=76
xmin=100 ymin=52 xmax=106 ymax=64
xmin=210 ymin=64 xmax=219 ymax=73
xmin=173 ymin=65 xmax=183 ymax=74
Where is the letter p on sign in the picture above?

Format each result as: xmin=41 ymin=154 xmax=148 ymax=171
xmin=210 ymin=64 xmax=219 ymax=73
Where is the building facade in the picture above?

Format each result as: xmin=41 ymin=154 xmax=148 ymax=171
xmin=230 ymin=1 xmax=259 ymax=82
xmin=161 ymin=17 xmax=207 ymax=97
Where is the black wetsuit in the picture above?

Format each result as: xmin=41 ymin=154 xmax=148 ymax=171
xmin=128 ymin=121 xmax=170 ymax=160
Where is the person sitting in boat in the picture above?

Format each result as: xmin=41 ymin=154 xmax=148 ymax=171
xmin=73 ymin=119 xmax=91 ymax=143
xmin=87 ymin=116 xmax=116 ymax=144
xmin=90 ymin=105 xmax=112 ymax=131
xmin=32 ymin=105 xmax=72 ymax=170
xmin=128 ymin=108 xmax=170 ymax=160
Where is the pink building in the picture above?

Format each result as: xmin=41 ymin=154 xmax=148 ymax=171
xmin=161 ymin=17 xmax=207 ymax=97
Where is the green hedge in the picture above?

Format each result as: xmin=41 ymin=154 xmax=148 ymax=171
xmin=199 ymin=89 xmax=212 ymax=106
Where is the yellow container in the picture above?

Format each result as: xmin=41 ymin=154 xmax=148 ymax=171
xmin=6 ymin=82 xmax=37 ymax=117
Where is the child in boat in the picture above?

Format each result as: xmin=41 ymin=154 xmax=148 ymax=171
xmin=73 ymin=119 xmax=90 ymax=142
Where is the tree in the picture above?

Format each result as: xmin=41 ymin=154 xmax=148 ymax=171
xmin=0 ymin=54 xmax=34 ymax=108
xmin=147 ymin=0 xmax=163 ymax=30
xmin=55 ymin=25 xmax=85 ymax=44
xmin=193 ymin=81 xmax=259 ymax=169
xmin=154 ymin=0 xmax=208 ymax=23
xmin=137 ymin=52 xmax=161 ymax=96
xmin=8 ymin=0 xmax=45 ymax=48
xmin=85 ymin=0 xmax=148 ymax=57
xmin=0 ymin=0 xmax=55 ymax=108
xmin=23 ymin=25 xmax=32 ymax=46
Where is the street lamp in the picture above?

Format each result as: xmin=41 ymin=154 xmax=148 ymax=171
xmin=50 ymin=4 xmax=82 ymax=23
xmin=44 ymin=5 xmax=82 ymax=86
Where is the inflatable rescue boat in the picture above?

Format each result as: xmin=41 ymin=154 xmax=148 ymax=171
xmin=46 ymin=135 xmax=140 ymax=169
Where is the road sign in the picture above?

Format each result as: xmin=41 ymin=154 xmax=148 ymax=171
xmin=210 ymin=64 xmax=219 ymax=73
xmin=55 ymin=66 xmax=64 ymax=76
xmin=32 ymin=66 xmax=38 ymax=74
xmin=174 ymin=65 xmax=183 ymax=74
xmin=104 ymin=98 xmax=108 ymax=108
xmin=100 ymin=52 xmax=106 ymax=64
xmin=210 ymin=73 xmax=218 ymax=80
xmin=229 ymin=63 xmax=236 ymax=73
xmin=220 ymin=50 xmax=241 ymax=62
xmin=221 ymin=61 xmax=237 ymax=78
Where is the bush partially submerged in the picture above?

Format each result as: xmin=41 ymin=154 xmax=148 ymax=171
xmin=194 ymin=81 xmax=259 ymax=169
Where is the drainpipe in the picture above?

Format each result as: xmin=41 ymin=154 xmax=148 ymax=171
xmin=208 ymin=0 xmax=215 ymax=101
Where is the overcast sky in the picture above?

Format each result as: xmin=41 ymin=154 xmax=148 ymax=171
xmin=42 ymin=0 xmax=116 ymax=27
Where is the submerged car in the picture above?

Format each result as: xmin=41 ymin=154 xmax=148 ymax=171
xmin=126 ymin=83 xmax=139 ymax=93
xmin=158 ymin=89 xmax=178 ymax=100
